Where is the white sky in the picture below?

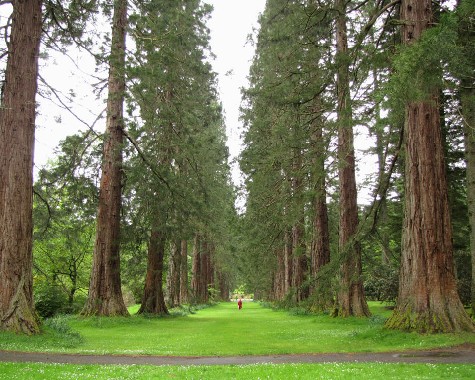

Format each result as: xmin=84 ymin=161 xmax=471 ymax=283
xmin=206 ymin=0 xmax=266 ymax=185
xmin=34 ymin=1 xmax=267 ymax=187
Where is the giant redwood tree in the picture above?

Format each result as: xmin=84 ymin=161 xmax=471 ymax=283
xmin=333 ymin=0 xmax=370 ymax=318
xmin=0 ymin=0 xmax=43 ymax=334
xmin=386 ymin=0 xmax=474 ymax=332
xmin=82 ymin=0 xmax=129 ymax=316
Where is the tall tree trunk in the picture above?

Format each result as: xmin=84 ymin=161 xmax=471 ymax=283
xmin=274 ymin=247 xmax=286 ymax=300
xmin=386 ymin=0 xmax=474 ymax=332
xmin=167 ymin=240 xmax=181 ymax=307
xmin=179 ymin=240 xmax=188 ymax=304
xmin=138 ymin=228 xmax=169 ymax=315
xmin=199 ymin=241 xmax=213 ymax=302
xmin=216 ymin=269 xmax=229 ymax=301
xmin=457 ymin=0 xmax=475 ymax=321
xmin=284 ymin=227 xmax=293 ymax=296
xmin=82 ymin=0 xmax=128 ymax=316
xmin=464 ymin=84 xmax=475 ymax=317
xmin=0 ymin=0 xmax=42 ymax=334
xmin=191 ymin=234 xmax=202 ymax=303
xmin=292 ymin=219 xmax=307 ymax=302
xmin=309 ymin=102 xmax=331 ymax=309
xmin=291 ymin=144 xmax=308 ymax=303
xmin=373 ymin=70 xmax=391 ymax=264
xmin=333 ymin=0 xmax=370 ymax=317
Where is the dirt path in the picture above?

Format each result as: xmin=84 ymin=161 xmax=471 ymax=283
xmin=1 ymin=345 xmax=474 ymax=366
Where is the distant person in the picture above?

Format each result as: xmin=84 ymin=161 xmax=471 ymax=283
xmin=237 ymin=298 xmax=243 ymax=310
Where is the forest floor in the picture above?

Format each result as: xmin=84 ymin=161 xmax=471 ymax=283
xmin=1 ymin=344 xmax=474 ymax=366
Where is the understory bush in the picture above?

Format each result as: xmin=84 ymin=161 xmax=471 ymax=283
xmin=43 ymin=315 xmax=83 ymax=347
xmin=34 ymin=282 xmax=68 ymax=319
xmin=364 ymin=263 xmax=399 ymax=303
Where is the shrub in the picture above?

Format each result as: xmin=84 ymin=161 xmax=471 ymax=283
xmin=454 ymin=250 xmax=471 ymax=306
xmin=34 ymin=282 xmax=68 ymax=319
xmin=364 ymin=263 xmax=399 ymax=303
xmin=44 ymin=315 xmax=83 ymax=347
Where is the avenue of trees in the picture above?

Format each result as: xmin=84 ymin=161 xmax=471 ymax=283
xmin=1 ymin=0 xmax=236 ymax=333
xmin=0 ymin=0 xmax=474 ymax=336
xmin=238 ymin=0 xmax=475 ymax=332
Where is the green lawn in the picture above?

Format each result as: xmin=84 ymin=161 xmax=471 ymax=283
xmin=0 ymin=362 xmax=474 ymax=380
xmin=1 ymin=302 xmax=475 ymax=379
xmin=1 ymin=301 xmax=474 ymax=356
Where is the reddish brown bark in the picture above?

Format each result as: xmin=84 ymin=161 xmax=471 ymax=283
xmin=216 ymin=269 xmax=230 ymax=301
xmin=291 ymin=146 xmax=308 ymax=302
xmin=283 ymin=228 xmax=293 ymax=296
xmin=292 ymin=221 xmax=307 ymax=302
xmin=333 ymin=0 xmax=370 ymax=317
xmin=200 ymin=241 xmax=214 ymax=302
xmin=191 ymin=234 xmax=203 ymax=303
xmin=309 ymin=105 xmax=331 ymax=309
xmin=458 ymin=0 xmax=475 ymax=322
xmin=82 ymin=0 xmax=128 ymax=316
xmin=0 ymin=0 xmax=42 ymax=334
xmin=273 ymin=247 xmax=286 ymax=300
xmin=179 ymin=240 xmax=188 ymax=304
xmin=167 ymin=240 xmax=181 ymax=307
xmin=386 ymin=0 xmax=474 ymax=332
xmin=138 ymin=229 xmax=169 ymax=315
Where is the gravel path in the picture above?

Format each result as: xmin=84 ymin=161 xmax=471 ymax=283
xmin=1 ymin=345 xmax=474 ymax=366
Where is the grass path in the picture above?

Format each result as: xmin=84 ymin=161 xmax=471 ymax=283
xmin=1 ymin=302 xmax=475 ymax=379
xmin=64 ymin=302 xmax=474 ymax=356
xmin=1 ymin=302 xmax=475 ymax=357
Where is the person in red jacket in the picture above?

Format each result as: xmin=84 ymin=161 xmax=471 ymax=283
xmin=237 ymin=298 xmax=243 ymax=310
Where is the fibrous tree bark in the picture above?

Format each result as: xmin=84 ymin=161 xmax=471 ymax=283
xmin=457 ymin=0 xmax=475 ymax=321
xmin=386 ymin=0 xmax=474 ymax=332
xmin=216 ymin=268 xmax=230 ymax=301
xmin=0 ymin=0 xmax=43 ymax=334
xmin=284 ymin=225 xmax=293 ymax=297
xmin=273 ymin=247 xmax=286 ymax=300
xmin=191 ymin=234 xmax=203 ymax=303
xmin=309 ymin=101 xmax=332 ymax=309
xmin=200 ymin=241 xmax=213 ymax=302
xmin=167 ymin=240 xmax=181 ymax=307
xmin=291 ymin=141 xmax=308 ymax=302
xmin=179 ymin=240 xmax=188 ymax=304
xmin=138 ymin=227 xmax=169 ymax=315
xmin=82 ymin=0 xmax=128 ymax=316
xmin=333 ymin=0 xmax=370 ymax=317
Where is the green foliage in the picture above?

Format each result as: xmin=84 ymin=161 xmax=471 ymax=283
xmin=34 ymin=281 xmax=88 ymax=318
xmin=383 ymin=11 xmax=463 ymax=123
xmin=34 ymin=281 xmax=68 ymax=319
xmin=455 ymin=250 xmax=472 ymax=306
xmin=43 ymin=315 xmax=83 ymax=347
xmin=40 ymin=0 xmax=99 ymax=54
xmin=364 ymin=263 xmax=399 ymax=304
xmin=33 ymin=132 xmax=99 ymax=315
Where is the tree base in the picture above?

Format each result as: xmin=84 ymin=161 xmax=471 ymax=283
xmin=137 ymin=297 xmax=169 ymax=316
xmin=386 ymin=306 xmax=475 ymax=333
xmin=81 ymin=297 xmax=129 ymax=317
xmin=1 ymin=287 xmax=39 ymax=335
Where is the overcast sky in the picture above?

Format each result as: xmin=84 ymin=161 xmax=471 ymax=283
xmin=206 ymin=0 xmax=266 ymax=161
xmin=34 ymin=1 xmax=266 ymax=186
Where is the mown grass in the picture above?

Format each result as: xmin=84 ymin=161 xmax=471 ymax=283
xmin=0 ymin=362 xmax=474 ymax=380
xmin=1 ymin=302 xmax=475 ymax=379
xmin=1 ymin=301 xmax=474 ymax=356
